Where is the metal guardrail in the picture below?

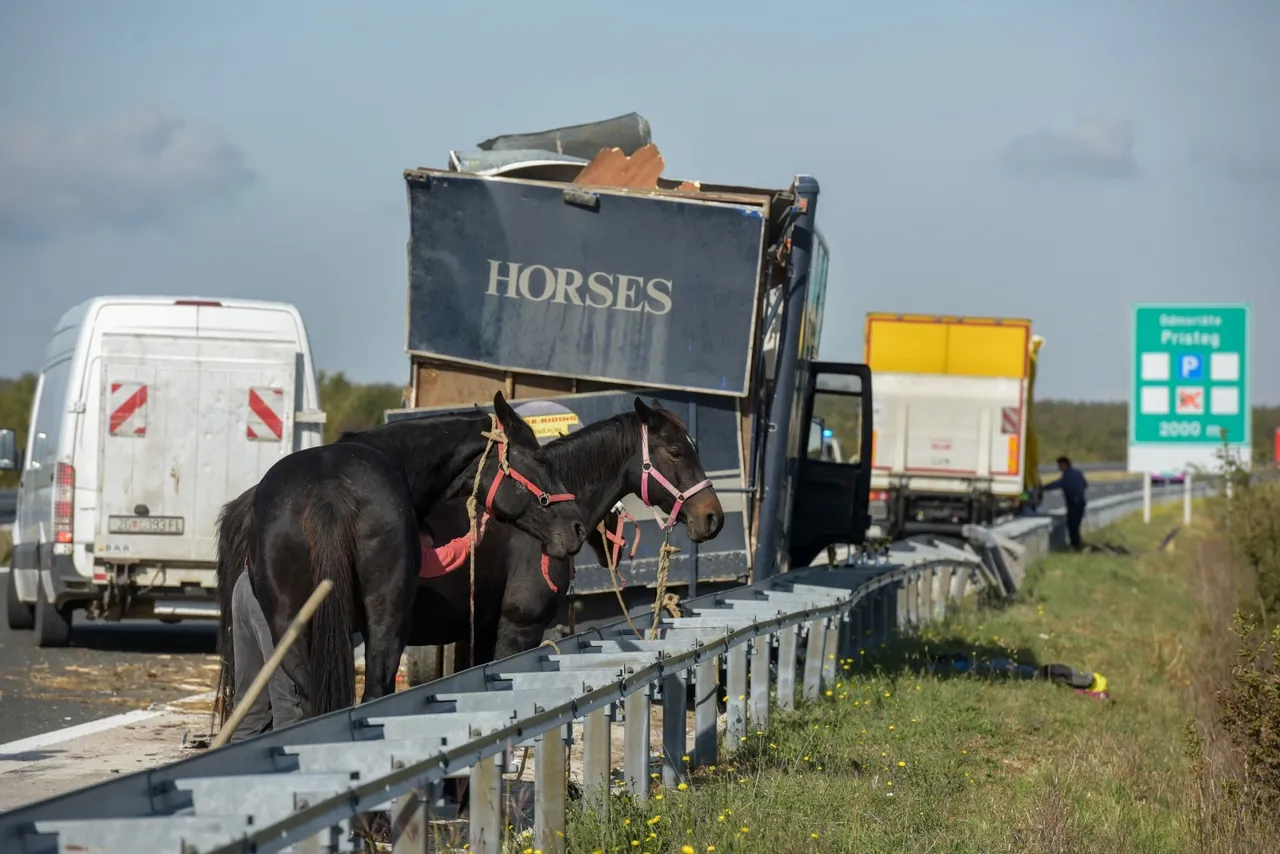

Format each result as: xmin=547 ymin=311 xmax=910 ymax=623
xmin=0 ymin=484 xmax=1208 ymax=854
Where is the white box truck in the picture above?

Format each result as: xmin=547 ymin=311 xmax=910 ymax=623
xmin=864 ymin=313 xmax=1044 ymax=540
xmin=0 ymin=296 xmax=325 ymax=647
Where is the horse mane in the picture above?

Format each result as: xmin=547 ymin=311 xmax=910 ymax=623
xmin=336 ymin=409 xmax=488 ymax=453
xmin=333 ymin=410 xmax=497 ymax=507
xmin=542 ymin=412 xmax=640 ymax=490
xmin=542 ymin=404 xmax=685 ymax=490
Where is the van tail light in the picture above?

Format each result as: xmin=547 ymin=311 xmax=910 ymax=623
xmin=53 ymin=462 xmax=75 ymax=544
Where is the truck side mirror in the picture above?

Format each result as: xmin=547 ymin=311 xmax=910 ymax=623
xmin=0 ymin=428 xmax=16 ymax=471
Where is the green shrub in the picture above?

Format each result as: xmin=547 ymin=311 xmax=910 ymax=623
xmin=1219 ymin=612 xmax=1280 ymax=808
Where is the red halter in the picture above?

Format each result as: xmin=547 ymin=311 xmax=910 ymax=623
xmin=639 ymin=422 xmax=713 ymax=532
xmin=482 ymin=419 xmax=576 ymax=516
xmin=480 ymin=416 xmax=577 ymax=595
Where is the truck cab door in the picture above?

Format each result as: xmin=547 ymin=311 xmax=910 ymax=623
xmin=787 ymin=362 xmax=874 ymax=569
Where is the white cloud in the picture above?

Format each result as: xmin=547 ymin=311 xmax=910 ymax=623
xmin=1003 ymin=116 xmax=1140 ymax=181
xmin=0 ymin=107 xmax=254 ymax=241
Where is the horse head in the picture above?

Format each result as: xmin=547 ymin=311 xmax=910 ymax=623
xmin=633 ymin=397 xmax=725 ymax=542
xmin=478 ymin=392 xmax=587 ymax=559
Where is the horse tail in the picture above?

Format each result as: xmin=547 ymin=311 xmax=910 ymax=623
xmin=301 ymin=493 xmax=359 ymax=718
xmin=214 ymin=486 xmax=257 ymax=729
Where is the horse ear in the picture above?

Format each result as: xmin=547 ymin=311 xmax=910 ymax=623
xmin=494 ymin=392 xmax=539 ymax=449
xmin=634 ymin=396 xmax=658 ymax=427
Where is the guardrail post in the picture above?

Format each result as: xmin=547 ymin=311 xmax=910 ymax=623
xmin=920 ymin=569 xmax=934 ymax=622
xmin=1184 ymin=472 xmax=1193 ymax=525
xmin=895 ymin=581 xmax=908 ymax=635
xmin=905 ymin=577 xmax=919 ymax=629
xmin=694 ymin=657 xmax=719 ymax=766
xmin=776 ymin=624 xmax=798 ymax=711
xmin=391 ymin=778 xmax=440 ymax=854
xmin=535 ymin=725 xmax=569 ymax=854
xmin=932 ymin=566 xmax=950 ymax=620
xmin=662 ymin=670 xmax=689 ymax=788
xmin=821 ymin=618 xmax=839 ymax=686
xmin=834 ymin=612 xmax=855 ymax=665
xmin=624 ymin=686 xmax=652 ymax=801
xmin=293 ymin=822 xmax=339 ymax=854
xmin=582 ymin=706 xmax=612 ymax=812
xmin=868 ymin=590 xmax=884 ymax=650
xmin=750 ymin=635 xmax=770 ymax=729
xmin=802 ymin=619 xmax=825 ymax=701
xmin=469 ymin=753 xmax=503 ymax=854
xmin=726 ymin=641 xmax=749 ymax=743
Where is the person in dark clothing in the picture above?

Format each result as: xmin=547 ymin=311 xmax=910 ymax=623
xmin=1042 ymin=455 xmax=1088 ymax=551
xmin=228 ymin=569 xmax=304 ymax=742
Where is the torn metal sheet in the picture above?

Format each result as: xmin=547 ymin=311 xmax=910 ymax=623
xmin=573 ymin=144 xmax=665 ymax=190
xmin=476 ymin=112 xmax=652 ymax=159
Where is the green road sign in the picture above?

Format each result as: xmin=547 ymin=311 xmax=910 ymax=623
xmin=1129 ymin=303 xmax=1251 ymax=472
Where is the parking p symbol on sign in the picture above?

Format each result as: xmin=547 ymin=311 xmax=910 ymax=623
xmin=1178 ymin=354 xmax=1204 ymax=380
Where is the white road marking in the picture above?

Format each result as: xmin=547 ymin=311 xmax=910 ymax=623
xmin=0 ymin=689 xmax=213 ymax=758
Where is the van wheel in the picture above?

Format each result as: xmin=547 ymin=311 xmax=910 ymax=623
xmin=6 ymin=569 xmax=34 ymax=630
xmin=35 ymin=582 xmax=74 ymax=648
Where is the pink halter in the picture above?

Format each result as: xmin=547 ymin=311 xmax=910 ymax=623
xmin=640 ymin=423 xmax=713 ymax=532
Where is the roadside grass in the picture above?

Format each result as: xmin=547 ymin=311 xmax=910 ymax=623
xmin=563 ymin=502 xmax=1275 ymax=854
xmin=0 ymin=525 xmax=11 ymax=567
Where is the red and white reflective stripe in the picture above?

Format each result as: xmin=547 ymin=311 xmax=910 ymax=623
xmin=108 ymin=382 xmax=148 ymax=437
xmin=640 ymin=423 xmax=713 ymax=531
xmin=1000 ymin=407 xmax=1020 ymax=435
xmin=247 ymin=387 xmax=285 ymax=441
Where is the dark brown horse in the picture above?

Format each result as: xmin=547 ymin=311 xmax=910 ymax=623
xmin=409 ymin=397 xmax=724 ymax=664
xmin=213 ymin=392 xmax=586 ymax=724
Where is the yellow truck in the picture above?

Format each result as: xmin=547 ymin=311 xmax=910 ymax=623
xmin=864 ymin=313 xmax=1045 ymax=539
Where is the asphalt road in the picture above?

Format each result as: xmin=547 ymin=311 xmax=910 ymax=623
xmin=0 ymin=570 xmax=219 ymax=747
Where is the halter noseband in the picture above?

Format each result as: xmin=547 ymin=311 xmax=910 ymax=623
xmin=640 ymin=422 xmax=713 ymax=532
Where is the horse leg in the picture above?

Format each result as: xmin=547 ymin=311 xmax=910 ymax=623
xmin=492 ymin=614 xmax=551 ymax=661
xmin=357 ymin=531 xmax=418 ymax=704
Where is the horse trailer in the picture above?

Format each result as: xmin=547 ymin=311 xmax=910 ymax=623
xmin=0 ymin=296 xmax=326 ymax=646
xmin=385 ymin=118 xmax=876 ymax=680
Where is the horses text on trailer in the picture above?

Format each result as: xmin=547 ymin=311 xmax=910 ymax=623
xmin=383 ymin=115 xmax=875 ymax=677
xmin=0 ymin=296 xmax=325 ymax=647
xmin=863 ymin=313 xmax=1044 ymax=540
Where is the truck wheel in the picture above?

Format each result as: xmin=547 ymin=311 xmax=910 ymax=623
xmin=402 ymin=645 xmax=445 ymax=687
xmin=6 ymin=569 xmax=34 ymax=630
xmin=34 ymin=582 xmax=73 ymax=648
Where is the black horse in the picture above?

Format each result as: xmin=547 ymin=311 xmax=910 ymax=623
xmin=409 ymin=397 xmax=725 ymax=665
xmin=214 ymin=392 xmax=587 ymax=724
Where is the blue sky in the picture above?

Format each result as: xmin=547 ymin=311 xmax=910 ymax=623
xmin=1 ymin=0 xmax=1276 ymax=402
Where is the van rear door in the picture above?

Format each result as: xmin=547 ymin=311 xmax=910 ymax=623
xmin=96 ymin=335 xmax=298 ymax=564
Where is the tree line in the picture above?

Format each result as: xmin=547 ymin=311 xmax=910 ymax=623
xmin=1 ymin=373 xmax=1278 ymax=490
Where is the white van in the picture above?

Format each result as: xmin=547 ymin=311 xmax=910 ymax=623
xmin=0 ymin=296 xmax=325 ymax=647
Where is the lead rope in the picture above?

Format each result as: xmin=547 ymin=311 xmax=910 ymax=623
xmin=600 ymin=518 xmax=645 ymax=639
xmin=464 ymin=413 xmax=507 ymax=670
xmin=649 ymin=532 xmax=682 ymax=639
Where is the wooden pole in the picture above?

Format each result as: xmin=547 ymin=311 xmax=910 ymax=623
xmin=211 ymin=579 xmax=335 ymax=749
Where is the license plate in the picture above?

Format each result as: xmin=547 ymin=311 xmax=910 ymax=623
xmin=107 ymin=515 xmax=185 ymax=535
